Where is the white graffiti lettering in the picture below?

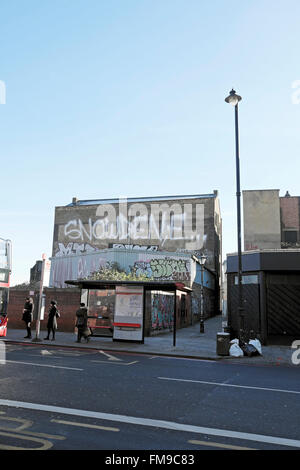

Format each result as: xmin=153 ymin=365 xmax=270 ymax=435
xmin=110 ymin=244 xmax=158 ymax=251
xmin=63 ymin=200 xmax=205 ymax=250
xmin=55 ymin=242 xmax=96 ymax=257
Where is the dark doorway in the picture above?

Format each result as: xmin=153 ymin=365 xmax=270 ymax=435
xmin=229 ymin=284 xmax=261 ymax=337
xmin=267 ymin=284 xmax=300 ymax=339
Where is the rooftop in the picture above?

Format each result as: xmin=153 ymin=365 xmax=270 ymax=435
xmin=66 ymin=192 xmax=218 ymax=207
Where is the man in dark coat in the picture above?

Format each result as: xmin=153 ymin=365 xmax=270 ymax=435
xmin=75 ymin=302 xmax=90 ymax=343
xmin=44 ymin=300 xmax=60 ymax=341
xmin=22 ymin=297 xmax=34 ymax=338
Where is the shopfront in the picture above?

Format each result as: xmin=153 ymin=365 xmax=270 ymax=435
xmin=226 ymin=250 xmax=300 ymax=344
xmin=66 ymin=280 xmax=192 ymax=344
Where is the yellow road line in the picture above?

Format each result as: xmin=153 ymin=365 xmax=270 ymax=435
xmin=51 ymin=419 xmax=119 ymax=432
xmin=0 ymin=415 xmax=33 ymax=431
xmin=0 ymin=430 xmax=54 ymax=450
xmin=188 ymin=439 xmax=257 ymax=450
xmin=0 ymin=416 xmax=65 ymax=440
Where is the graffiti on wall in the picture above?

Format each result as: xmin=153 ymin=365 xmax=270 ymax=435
xmin=151 ymin=293 xmax=174 ymax=331
xmin=58 ymin=200 xmax=205 ymax=253
xmin=50 ymin=254 xmax=107 ymax=288
xmin=50 ymin=252 xmax=191 ymax=288
xmin=132 ymin=258 xmax=190 ymax=281
xmin=55 ymin=242 xmax=97 ymax=257
xmin=109 ymin=243 xmax=159 ymax=251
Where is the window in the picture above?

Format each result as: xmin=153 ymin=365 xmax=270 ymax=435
xmin=283 ymin=231 xmax=298 ymax=243
xmin=234 ymin=274 xmax=258 ymax=285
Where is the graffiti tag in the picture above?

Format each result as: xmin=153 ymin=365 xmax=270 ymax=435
xmin=133 ymin=258 xmax=190 ymax=281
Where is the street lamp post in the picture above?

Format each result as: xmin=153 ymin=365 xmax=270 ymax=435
xmin=199 ymin=254 xmax=207 ymax=334
xmin=225 ymin=89 xmax=245 ymax=342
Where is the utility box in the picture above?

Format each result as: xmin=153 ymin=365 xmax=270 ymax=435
xmin=216 ymin=332 xmax=230 ymax=356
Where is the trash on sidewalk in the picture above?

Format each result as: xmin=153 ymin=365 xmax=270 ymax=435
xmin=240 ymin=342 xmax=260 ymax=357
xmin=0 ymin=316 xmax=8 ymax=337
xmin=229 ymin=339 xmax=244 ymax=357
xmin=229 ymin=338 xmax=262 ymax=357
xmin=216 ymin=332 xmax=231 ymax=356
xmin=248 ymin=339 xmax=262 ymax=355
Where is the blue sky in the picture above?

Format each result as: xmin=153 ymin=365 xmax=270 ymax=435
xmin=1 ymin=0 xmax=300 ymax=285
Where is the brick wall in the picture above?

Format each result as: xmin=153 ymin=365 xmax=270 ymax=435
xmin=6 ymin=288 xmax=81 ymax=333
xmin=6 ymin=287 xmax=193 ymax=336
xmin=6 ymin=290 xmax=28 ymax=329
xmin=280 ymin=197 xmax=299 ymax=229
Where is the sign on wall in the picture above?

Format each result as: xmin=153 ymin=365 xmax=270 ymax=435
xmin=113 ymin=285 xmax=144 ymax=342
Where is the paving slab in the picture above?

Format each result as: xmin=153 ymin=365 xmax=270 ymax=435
xmin=1 ymin=315 xmax=298 ymax=367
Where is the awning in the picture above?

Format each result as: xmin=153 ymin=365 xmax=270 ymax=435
xmin=65 ymin=279 xmax=192 ymax=293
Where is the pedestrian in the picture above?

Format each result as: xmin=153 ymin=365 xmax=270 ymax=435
xmin=22 ymin=297 xmax=34 ymax=339
xmin=75 ymin=302 xmax=90 ymax=343
xmin=44 ymin=300 xmax=60 ymax=341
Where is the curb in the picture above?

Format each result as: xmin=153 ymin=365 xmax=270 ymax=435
xmin=2 ymin=338 xmax=294 ymax=367
xmin=2 ymin=338 xmax=222 ymax=362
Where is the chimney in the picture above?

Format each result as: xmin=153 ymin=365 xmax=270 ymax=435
xmin=72 ymin=197 xmax=78 ymax=205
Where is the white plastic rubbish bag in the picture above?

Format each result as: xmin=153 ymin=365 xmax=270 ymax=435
xmin=229 ymin=339 xmax=244 ymax=357
xmin=249 ymin=339 xmax=262 ymax=355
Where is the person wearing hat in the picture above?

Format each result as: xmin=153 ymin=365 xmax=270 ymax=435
xmin=22 ymin=297 xmax=34 ymax=338
xmin=75 ymin=302 xmax=90 ymax=343
xmin=44 ymin=300 xmax=60 ymax=341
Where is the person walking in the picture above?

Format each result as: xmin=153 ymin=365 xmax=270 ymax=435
xmin=22 ymin=297 xmax=34 ymax=339
xmin=44 ymin=300 xmax=60 ymax=341
xmin=75 ymin=302 xmax=90 ymax=343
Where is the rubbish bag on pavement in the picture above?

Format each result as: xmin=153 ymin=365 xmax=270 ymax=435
xmin=229 ymin=339 xmax=244 ymax=357
xmin=240 ymin=342 xmax=260 ymax=357
xmin=249 ymin=339 xmax=262 ymax=355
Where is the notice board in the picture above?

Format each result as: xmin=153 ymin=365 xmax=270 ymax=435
xmin=113 ymin=285 xmax=144 ymax=341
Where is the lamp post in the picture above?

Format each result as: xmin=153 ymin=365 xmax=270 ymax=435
xmin=199 ymin=254 xmax=207 ymax=333
xmin=225 ymin=89 xmax=244 ymax=342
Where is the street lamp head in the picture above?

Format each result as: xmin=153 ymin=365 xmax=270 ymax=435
xmin=199 ymin=254 xmax=207 ymax=266
xmin=225 ymin=89 xmax=242 ymax=106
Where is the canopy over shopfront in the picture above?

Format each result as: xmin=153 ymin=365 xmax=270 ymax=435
xmin=65 ymin=279 xmax=192 ymax=345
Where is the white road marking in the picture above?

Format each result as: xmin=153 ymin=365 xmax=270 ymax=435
xmin=91 ymin=360 xmax=138 ymax=366
xmin=147 ymin=355 xmax=215 ymax=363
xmin=0 ymin=399 xmax=300 ymax=448
xmin=158 ymin=377 xmax=300 ymax=395
xmin=99 ymin=350 xmax=122 ymax=361
xmin=4 ymin=360 xmax=82 ymax=371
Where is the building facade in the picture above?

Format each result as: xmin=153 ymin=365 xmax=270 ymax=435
xmin=49 ymin=193 xmax=222 ymax=333
xmin=243 ymin=189 xmax=300 ymax=251
xmin=30 ymin=260 xmax=42 ymax=284
xmin=226 ymin=189 xmax=300 ymax=344
xmin=227 ymin=250 xmax=300 ymax=344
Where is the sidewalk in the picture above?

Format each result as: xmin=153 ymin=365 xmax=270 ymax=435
xmin=1 ymin=315 xmax=296 ymax=367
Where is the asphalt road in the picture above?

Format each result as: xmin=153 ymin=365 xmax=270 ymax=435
xmin=0 ymin=343 xmax=300 ymax=453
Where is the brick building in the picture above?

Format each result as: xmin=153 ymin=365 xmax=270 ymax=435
xmin=48 ymin=193 xmax=222 ymax=335
xmin=226 ymin=189 xmax=300 ymax=344
xmin=243 ymin=189 xmax=300 ymax=250
xmin=6 ymin=287 xmax=80 ymax=333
